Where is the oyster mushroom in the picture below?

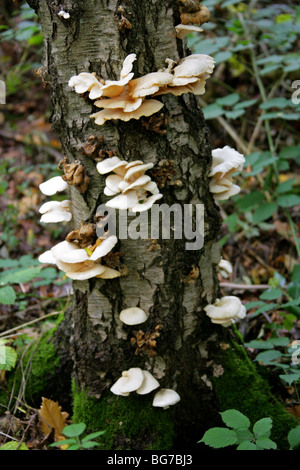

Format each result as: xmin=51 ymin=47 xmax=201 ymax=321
xmin=39 ymin=200 xmax=72 ymax=223
xmin=204 ymin=296 xmax=246 ymax=327
xmin=119 ymin=307 xmax=148 ymax=325
xmin=39 ymin=176 xmax=68 ymax=196
xmin=152 ymin=389 xmax=181 ymax=409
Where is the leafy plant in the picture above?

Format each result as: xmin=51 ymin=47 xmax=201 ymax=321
xmin=0 ymin=339 xmax=17 ymax=372
xmin=49 ymin=423 xmax=105 ymax=450
xmin=199 ymin=409 xmax=277 ymax=449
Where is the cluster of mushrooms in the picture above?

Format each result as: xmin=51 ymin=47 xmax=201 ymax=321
xmin=38 ymin=43 xmax=246 ymax=408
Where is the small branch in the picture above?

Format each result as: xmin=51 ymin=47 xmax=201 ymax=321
xmin=220 ymin=282 xmax=269 ymax=290
xmin=0 ymin=312 xmax=61 ymax=338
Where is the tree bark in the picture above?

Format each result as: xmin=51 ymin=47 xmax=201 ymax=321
xmin=28 ymin=0 xmax=298 ymax=450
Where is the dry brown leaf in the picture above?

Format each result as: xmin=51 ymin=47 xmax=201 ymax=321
xmin=287 ymin=404 xmax=300 ymax=420
xmin=38 ymin=397 xmax=69 ymax=439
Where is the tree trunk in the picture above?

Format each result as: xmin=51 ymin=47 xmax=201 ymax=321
xmin=27 ymin=0 xmax=298 ymax=450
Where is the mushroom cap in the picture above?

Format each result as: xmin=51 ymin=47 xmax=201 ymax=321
xmin=175 ymin=24 xmax=203 ymax=39
xmin=128 ymin=72 xmax=174 ymax=99
xmin=218 ymin=259 xmax=233 ymax=278
xmin=210 ymin=146 xmax=245 ymax=178
xmin=39 ymin=176 xmax=68 ymax=196
xmin=94 ymin=93 xmax=143 ymax=113
xmin=120 ymin=53 xmax=137 ymax=79
xmin=119 ymin=307 xmax=148 ymax=325
xmin=173 ymin=54 xmax=215 ymax=78
xmin=204 ymin=295 xmax=246 ymax=327
xmin=39 ymin=200 xmax=72 ymax=223
xmin=152 ymin=389 xmax=181 ymax=408
xmin=130 ymin=192 xmax=163 ymax=213
xmin=136 ymin=371 xmax=160 ymax=395
xmin=90 ymin=99 xmax=164 ymax=126
xmin=105 ymin=190 xmax=139 ymax=210
xmin=210 ymin=181 xmax=241 ymax=200
xmin=96 ymin=266 xmax=121 ymax=279
xmin=96 ymin=156 xmax=127 ymax=175
xmin=56 ymin=259 xmax=106 ymax=280
xmin=110 ymin=367 xmax=145 ymax=395
xmin=38 ymin=250 xmax=57 ymax=265
xmin=50 ymin=236 xmax=118 ymax=264
xmin=68 ymin=72 xmax=102 ymax=95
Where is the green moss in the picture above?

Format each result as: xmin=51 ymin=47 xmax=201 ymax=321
xmin=213 ymin=340 xmax=298 ymax=449
xmin=72 ymin=381 xmax=175 ymax=450
xmin=1 ymin=318 xmax=63 ymax=410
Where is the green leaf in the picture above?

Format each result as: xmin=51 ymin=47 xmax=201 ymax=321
xmin=0 ymin=259 xmax=19 ymax=268
xmin=255 ymin=350 xmax=282 ymax=363
xmin=0 ymin=343 xmax=17 ymax=371
xmin=49 ymin=438 xmax=77 ymax=447
xmin=81 ymin=431 xmax=105 ymax=442
xmin=269 ymin=337 xmax=290 ymax=347
xmin=244 ymin=340 xmax=274 ymax=350
xmin=253 ymin=418 xmax=273 ymax=439
xmin=260 ymin=112 xmax=300 ymax=121
xmin=81 ymin=441 xmax=100 ymax=449
xmin=234 ymin=99 xmax=258 ymax=110
xmin=279 ymin=373 xmax=300 ymax=386
xmin=0 ymin=266 xmax=42 ymax=284
xmin=0 ymin=286 xmax=16 ymax=305
xmin=288 ymin=425 xmax=300 ymax=449
xmin=277 ymin=179 xmax=296 ymax=194
xmin=220 ymin=409 xmax=250 ymax=430
xmin=203 ymin=104 xmax=224 ymax=119
xmin=259 ymin=288 xmax=282 ymax=300
xmin=216 ymin=93 xmax=240 ymax=106
xmin=62 ymin=423 xmax=86 ymax=438
xmin=224 ymin=109 xmax=245 ymax=119
xmin=259 ymin=97 xmax=291 ymax=109
xmin=0 ymin=441 xmax=29 ymax=450
xmin=236 ymin=191 xmax=265 ymax=211
xmin=236 ymin=440 xmax=257 ymax=450
xmin=279 ymin=146 xmax=300 ymax=160
xmin=255 ymin=438 xmax=277 ymax=449
xmin=277 ymin=194 xmax=300 ymax=208
xmin=252 ymin=202 xmax=277 ymax=223
xmin=250 ymin=303 xmax=278 ymax=318
xmin=199 ymin=427 xmax=238 ymax=448
xmin=214 ymin=51 xmax=232 ymax=64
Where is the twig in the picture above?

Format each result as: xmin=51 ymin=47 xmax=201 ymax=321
xmin=0 ymin=431 xmax=19 ymax=442
xmin=220 ymin=282 xmax=269 ymax=290
xmin=0 ymin=312 xmax=61 ymax=338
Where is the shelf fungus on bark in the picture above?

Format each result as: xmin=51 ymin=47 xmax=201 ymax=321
xmin=57 ymin=10 xmax=70 ymax=19
xmin=175 ymin=24 xmax=204 ymax=39
xmin=119 ymin=307 xmax=149 ymax=325
xmin=39 ymin=200 xmax=72 ymax=223
xmin=69 ymin=52 xmax=214 ymax=126
xmin=39 ymin=176 xmax=68 ymax=196
xmin=204 ymin=295 xmax=246 ymax=327
xmin=110 ymin=368 xmax=159 ymax=396
xmin=209 ymin=145 xmax=245 ymax=201
xmin=217 ymin=259 xmax=233 ymax=279
xmin=38 ymin=235 xmax=120 ymax=280
xmin=96 ymin=156 xmax=163 ymax=212
xmin=152 ymin=388 xmax=181 ymax=409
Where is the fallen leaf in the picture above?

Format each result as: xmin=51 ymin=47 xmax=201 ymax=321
xmin=38 ymin=397 xmax=69 ymax=440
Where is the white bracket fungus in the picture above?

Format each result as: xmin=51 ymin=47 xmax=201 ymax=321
xmin=204 ymin=296 xmax=246 ymax=327
xmin=38 ymin=236 xmax=120 ymax=280
xmin=39 ymin=176 xmax=68 ymax=196
xmin=39 ymin=200 xmax=72 ymax=223
xmin=119 ymin=307 xmax=149 ymax=325
xmin=58 ymin=10 xmax=70 ymax=19
xmin=110 ymin=368 xmax=159 ymax=396
xmin=175 ymin=24 xmax=203 ymax=39
xmin=69 ymin=53 xmax=215 ymax=126
xmin=97 ymin=156 xmax=163 ymax=212
xmin=217 ymin=259 xmax=233 ymax=279
xmin=152 ymin=389 xmax=181 ymax=409
xmin=209 ymin=146 xmax=245 ymax=201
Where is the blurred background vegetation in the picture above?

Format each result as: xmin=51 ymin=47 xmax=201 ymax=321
xmin=0 ymin=0 xmax=300 ymax=446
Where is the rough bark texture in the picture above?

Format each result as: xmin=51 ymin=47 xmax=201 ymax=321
xmin=27 ymin=0 xmax=298 ymax=450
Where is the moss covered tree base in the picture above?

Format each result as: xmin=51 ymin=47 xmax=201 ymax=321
xmin=72 ymin=382 xmax=175 ymax=450
xmin=212 ymin=339 xmax=299 ymax=450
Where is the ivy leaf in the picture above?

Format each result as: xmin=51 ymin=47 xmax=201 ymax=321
xmin=199 ymin=427 xmax=238 ymax=448
xmin=288 ymin=425 xmax=300 ymax=449
xmin=0 ymin=286 xmax=16 ymax=305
